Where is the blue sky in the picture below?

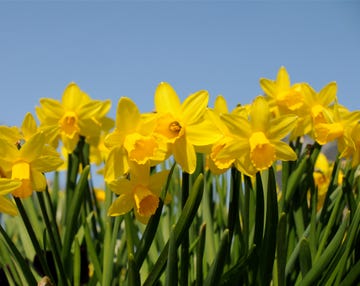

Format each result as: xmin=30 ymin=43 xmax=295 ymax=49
xmin=0 ymin=1 xmax=359 ymax=127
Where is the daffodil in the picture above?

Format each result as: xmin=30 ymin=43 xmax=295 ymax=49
xmin=339 ymin=122 xmax=360 ymax=167
xmin=312 ymin=153 xmax=343 ymax=210
xmin=260 ymin=66 xmax=307 ymax=114
xmin=36 ymin=82 xmax=111 ymax=153
xmin=313 ymin=103 xmax=360 ymax=146
xmin=104 ymin=97 xmax=166 ymax=182
xmin=0 ymin=178 xmax=22 ymax=215
xmin=153 ymin=82 xmax=221 ymax=174
xmin=217 ymin=96 xmax=297 ymax=176
xmin=0 ymin=132 xmax=63 ymax=198
xmin=0 ymin=113 xmax=56 ymax=147
xmin=107 ymin=162 xmax=169 ymax=224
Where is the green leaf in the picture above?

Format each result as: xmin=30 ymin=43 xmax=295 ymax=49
xmin=204 ymin=229 xmax=230 ymax=286
xmin=143 ymin=173 xmax=204 ymax=286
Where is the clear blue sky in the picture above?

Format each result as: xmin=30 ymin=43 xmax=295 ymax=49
xmin=0 ymin=1 xmax=359 ymax=127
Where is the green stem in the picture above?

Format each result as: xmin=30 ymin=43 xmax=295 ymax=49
xmin=37 ymin=191 xmax=68 ymax=286
xmin=180 ymin=171 xmax=190 ymax=286
xmin=14 ymin=197 xmax=54 ymax=282
xmin=0 ymin=224 xmax=37 ymax=285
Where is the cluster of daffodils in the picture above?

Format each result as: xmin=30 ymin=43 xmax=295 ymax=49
xmin=1 ymin=67 xmax=359 ymax=223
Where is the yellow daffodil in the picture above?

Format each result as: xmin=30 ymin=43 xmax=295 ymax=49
xmin=260 ymin=66 xmax=307 ymax=114
xmin=0 ymin=132 xmax=63 ymax=198
xmin=312 ymin=153 xmax=343 ymax=210
xmin=0 ymin=178 xmax=22 ymax=215
xmin=104 ymin=97 xmax=166 ymax=182
xmin=217 ymin=96 xmax=297 ymax=176
xmin=339 ymin=122 xmax=360 ymax=167
xmin=36 ymin=82 xmax=111 ymax=153
xmin=153 ymin=82 xmax=221 ymax=174
xmin=107 ymin=162 xmax=169 ymax=224
xmin=313 ymin=103 xmax=360 ymax=147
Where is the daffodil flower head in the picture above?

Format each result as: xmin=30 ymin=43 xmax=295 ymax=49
xmin=217 ymin=96 xmax=297 ymax=176
xmin=260 ymin=66 xmax=306 ymax=113
xmin=104 ymin=97 xmax=166 ymax=182
xmin=153 ymin=82 xmax=222 ymax=174
xmin=36 ymin=82 xmax=111 ymax=153
xmin=107 ymin=162 xmax=169 ymax=224
xmin=0 ymin=132 xmax=63 ymax=198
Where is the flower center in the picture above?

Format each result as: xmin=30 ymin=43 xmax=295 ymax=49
xmin=311 ymin=105 xmax=327 ymax=124
xmin=155 ymin=114 xmax=184 ymax=142
xmin=133 ymin=185 xmax=159 ymax=217
xmin=60 ymin=111 xmax=79 ymax=136
xmin=249 ymin=132 xmax=276 ymax=170
xmin=277 ymin=86 xmax=304 ymax=111
xmin=124 ymin=134 xmax=158 ymax=164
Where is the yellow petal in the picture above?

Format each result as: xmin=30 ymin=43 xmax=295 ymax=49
xmin=317 ymin=82 xmax=337 ymax=106
xmin=148 ymin=170 xmax=170 ymax=197
xmin=108 ymin=178 xmax=132 ymax=196
xmin=0 ymin=196 xmax=18 ymax=216
xmin=108 ymin=194 xmax=134 ymax=216
xmin=154 ymin=82 xmax=181 ymax=116
xmin=21 ymin=113 xmax=38 ymax=140
xmin=62 ymin=83 xmax=90 ymax=110
xmin=260 ymin=78 xmax=276 ymax=97
xmin=37 ymin=98 xmax=64 ymax=122
xmin=181 ymin=90 xmax=209 ymax=124
xmin=250 ymin=96 xmax=270 ymax=132
xmin=115 ymin=97 xmax=141 ymax=133
xmin=269 ymin=115 xmax=297 ymax=140
xmin=20 ymin=132 xmax=45 ymax=162
xmin=186 ymin=120 xmax=222 ymax=147
xmin=104 ymin=147 xmax=129 ymax=182
xmin=172 ymin=136 xmax=196 ymax=174
xmin=11 ymin=161 xmax=30 ymax=180
xmin=0 ymin=178 xmax=22 ymax=196
xmin=221 ymin=114 xmax=251 ymax=138
xmin=276 ymin=66 xmax=291 ymax=91
xmin=12 ymin=179 xmax=32 ymax=198
xmin=31 ymin=170 xmax=47 ymax=192
xmin=273 ymin=141 xmax=297 ymax=161
xmin=214 ymin=95 xmax=229 ymax=114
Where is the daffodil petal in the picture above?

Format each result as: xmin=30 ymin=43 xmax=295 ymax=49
xmin=21 ymin=113 xmax=38 ymax=140
xmin=318 ymin=82 xmax=337 ymax=106
xmin=269 ymin=115 xmax=297 ymax=140
xmin=221 ymin=114 xmax=251 ymax=138
xmin=31 ymin=170 xmax=47 ymax=192
xmin=274 ymin=141 xmax=297 ymax=161
xmin=0 ymin=196 xmax=18 ymax=216
xmin=148 ymin=170 xmax=170 ymax=197
xmin=214 ymin=95 xmax=229 ymax=114
xmin=186 ymin=121 xmax=222 ymax=147
xmin=173 ymin=136 xmax=196 ymax=174
xmin=250 ymin=96 xmax=270 ymax=132
xmin=0 ymin=178 xmax=22 ymax=196
xmin=115 ymin=97 xmax=141 ymax=133
xmin=108 ymin=194 xmax=134 ymax=216
xmin=276 ymin=66 xmax=291 ymax=91
xmin=154 ymin=82 xmax=181 ymax=116
xmin=108 ymin=178 xmax=132 ymax=196
xmin=181 ymin=90 xmax=209 ymax=124
xmin=260 ymin=78 xmax=275 ymax=97
xmin=104 ymin=147 xmax=129 ymax=182
xmin=20 ymin=132 xmax=45 ymax=162
xmin=62 ymin=83 xmax=90 ymax=110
